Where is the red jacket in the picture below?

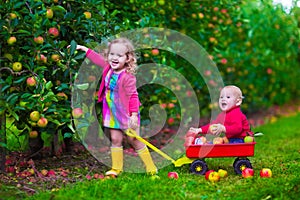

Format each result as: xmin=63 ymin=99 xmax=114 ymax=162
xmin=86 ymin=49 xmax=140 ymax=115
xmin=201 ymin=106 xmax=253 ymax=139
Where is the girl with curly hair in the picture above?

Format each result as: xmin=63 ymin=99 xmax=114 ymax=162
xmin=74 ymin=38 xmax=157 ymax=177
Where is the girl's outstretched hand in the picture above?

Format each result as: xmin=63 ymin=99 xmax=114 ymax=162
xmin=67 ymin=44 xmax=88 ymax=52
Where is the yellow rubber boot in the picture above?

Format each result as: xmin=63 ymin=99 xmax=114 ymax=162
xmin=137 ymin=146 xmax=157 ymax=175
xmin=105 ymin=146 xmax=123 ymax=177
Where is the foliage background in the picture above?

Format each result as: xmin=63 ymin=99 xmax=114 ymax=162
xmin=0 ymin=0 xmax=299 ymax=152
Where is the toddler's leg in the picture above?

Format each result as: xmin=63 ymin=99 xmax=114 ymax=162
xmin=136 ymin=145 xmax=157 ymax=175
xmin=105 ymin=129 xmax=123 ymax=176
xmin=105 ymin=146 xmax=123 ymax=176
xmin=128 ymin=129 xmax=157 ymax=175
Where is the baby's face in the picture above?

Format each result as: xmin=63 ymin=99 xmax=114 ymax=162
xmin=218 ymin=88 xmax=239 ymax=111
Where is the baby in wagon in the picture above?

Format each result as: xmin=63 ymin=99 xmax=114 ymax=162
xmin=185 ymin=85 xmax=253 ymax=147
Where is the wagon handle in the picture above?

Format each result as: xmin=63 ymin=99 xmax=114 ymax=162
xmin=125 ymin=129 xmax=176 ymax=163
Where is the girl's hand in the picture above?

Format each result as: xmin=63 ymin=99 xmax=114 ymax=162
xmin=67 ymin=44 xmax=88 ymax=52
xmin=129 ymin=113 xmax=138 ymax=130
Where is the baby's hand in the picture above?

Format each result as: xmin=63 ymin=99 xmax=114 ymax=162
xmin=209 ymin=124 xmax=225 ymax=136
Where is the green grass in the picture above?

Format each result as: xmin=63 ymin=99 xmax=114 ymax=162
xmin=5 ymin=114 xmax=300 ymax=200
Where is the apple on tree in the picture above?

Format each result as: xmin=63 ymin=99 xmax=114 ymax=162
xmin=51 ymin=54 xmax=60 ymax=62
xmin=7 ymin=36 xmax=17 ymax=45
xmin=29 ymin=130 xmax=38 ymax=138
xmin=46 ymin=9 xmax=53 ymax=18
xmin=34 ymin=36 xmax=44 ymax=44
xmin=10 ymin=13 xmax=17 ymax=19
xmin=151 ymin=49 xmax=159 ymax=56
xmin=37 ymin=117 xmax=48 ymax=128
xmin=12 ymin=62 xmax=22 ymax=72
xmin=48 ymin=27 xmax=59 ymax=37
xmin=84 ymin=11 xmax=91 ymax=19
xmin=26 ymin=77 xmax=37 ymax=87
xmin=72 ymin=108 xmax=83 ymax=118
xmin=30 ymin=111 xmax=40 ymax=122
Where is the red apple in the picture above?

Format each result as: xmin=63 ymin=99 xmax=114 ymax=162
xmin=36 ymin=54 xmax=47 ymax=63
xmin=205 ymin=170 xmax=215 ymax=180
xmin=26 ymin=77 xmax=37 ymax=87
xmin=48 ymin=169 xmax=56 ymax=177
xmin=34 ymin=36 xmax=44 ymax=44
xmin=168 ymin=172 xmax=179 ymax=179
xmin=260 ymin=168 xmax=272 ymax=178
xmin=242 ymin=168 xmax=254 ymax=178
xmin=7 ymin=36 xmax=17 ymax=45
xmin=244 ymin=136 xmax=254 ymax=143
xmin=29 ymin=130 xmax=38 ymax=138
xmin=37 ymin=117 xmax=48 ymax=128
xmin=30 ymin=111 xmax=40 ymax=121
xmin=46 ymin=9 xmax=53 ymax=18
xmin=48 ymin=27 xmax=59 ymax=37
xmin=151 ymin=49 xmax=159 ymax=56
xmin=167 ymin=117 xmax=174 ymax=125
xmin=72 ymin=108 xmax=83 ymax=118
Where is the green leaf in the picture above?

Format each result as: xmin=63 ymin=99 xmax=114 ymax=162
xmin=6 ymin=93 xmax=19 ymax=104
xmin=70 ymin=40 xmax=77 ymax=56
xmin=16 ymin=30 xmax=31 ymax=35
xmin=1 ymin=85 xmax=10 ymax=92
xmin=45 ymin=81 xmax=53 ymax=90
xmin=14 ymin=76 xmax=27 ymax=84
xmin=63 ymin=132 xmax=73 ymax=138
xmin=52 ymin=5 xmax=67 ymax=13
xmin=74 ymin=83 xmax=89 ymax=90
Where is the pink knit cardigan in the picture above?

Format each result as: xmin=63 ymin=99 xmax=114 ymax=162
xmin=86 ymin=49 xmax=140 ymax=115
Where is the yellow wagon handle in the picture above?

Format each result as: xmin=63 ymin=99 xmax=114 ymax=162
xmin=125 ymin=128 xmax=176 ymax=163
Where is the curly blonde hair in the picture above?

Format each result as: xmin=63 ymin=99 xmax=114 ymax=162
xmin=104 ymin=37 xmax=138 ymax=75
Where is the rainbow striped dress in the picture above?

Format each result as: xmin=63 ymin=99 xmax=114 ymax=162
xmin=102 ymin=71 xmax=129 ymax=129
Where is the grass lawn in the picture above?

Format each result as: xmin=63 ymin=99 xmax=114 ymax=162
xmin=2 ymin=113 xmax=300 ymax=200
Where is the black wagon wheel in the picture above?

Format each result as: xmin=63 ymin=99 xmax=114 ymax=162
xmin=233 ymin=158 xmax=252 ymax=174
xmin=190 ymin=159 xmax=208 ymax=175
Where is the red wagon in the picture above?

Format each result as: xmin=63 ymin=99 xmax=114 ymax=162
xmin=125 ymin=129 xmax=256 ymax=175
xmin=184 ymin=142 xmax=256 ymax=175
